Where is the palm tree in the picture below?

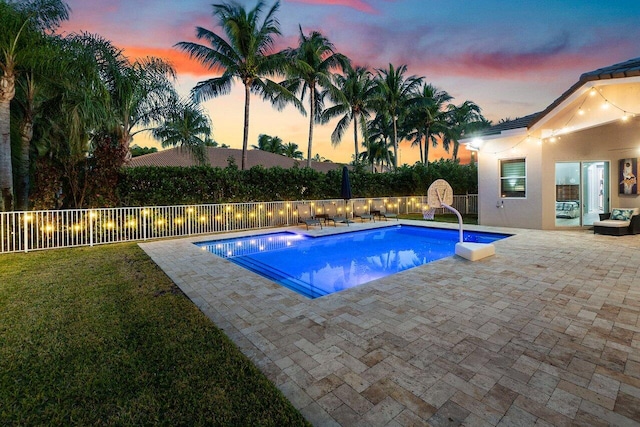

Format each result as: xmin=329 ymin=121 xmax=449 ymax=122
xmin=366 ymin=112 xmax=396 ymax=171
xmin=443 ymin=100 xmax=487 ymax=160
xmin=404 ymin=83 xmax=452 ymax=167
xmin=68 ymin=33 xmax=178 ymax=161
xmin=373 ymin=64 xmax=422 ymax=169
xmin=283 ymin=142 xmax=303 ymax=159
xmin=175 ymin=0 xmax=300 ymax=170
xmin=252 ymin=133 xmax=284 ymax=154
xmin=0 ymin=0 xmax=69 ymax=211
xmin=282 ymin=26 xmax=350 ymax=168
xmin=152 ymin=99 xmax=212 ymax=165
xmin=360 ymin=139 xmax=393 ymax=173
xmin=322 ymin=66 xmax=376 ymax=161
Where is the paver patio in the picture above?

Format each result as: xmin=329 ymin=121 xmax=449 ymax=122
xmin=139 ymin=220 xmax=640 ymax=426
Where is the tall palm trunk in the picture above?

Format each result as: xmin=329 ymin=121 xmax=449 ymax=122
xmin=18 ymin=119 xmax=33 ymax=210
xmin=17 ymin=74 xmax=36 ymax=210
xmin=0 ymin=70 xmax=16 ymax=211
xmin=306 ymin=84 xmax=315 ymax=168
xmin=418 ymin=137 xmax=423 ymax=164
xmin=242 ymin=82 xmax=251 ymax=170
xmin=423 ymin=125 xmax=431 ymax=169
xmin=392 ymin=116 xmax=398 ymax=169
xmin=353 ymin=113 xmax=359 ymax=160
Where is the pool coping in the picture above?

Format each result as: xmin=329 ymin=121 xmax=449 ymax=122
xmin=139 ymin=220 xmax=640 ymax=426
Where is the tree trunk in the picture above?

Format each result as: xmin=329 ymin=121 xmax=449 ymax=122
xmin=242 ymin=83 xmax=251 ymax=170
xmin=353 ymin=113 xmax=359 ymax=161
xmin=424 ymin=125 xmax=431 ymax=170
xmin=17 ymin=119 xmax=33 ymax=210
xmin=306 ymin=85 xmax=315 ymax=168
xmin=418 ymin=136 xmax=423 ymax=164
xmin=452 ymin=141 xmax=459 ymax=160
xmin=392 ymin=115 xmax=398 ymax=169
xmin=0 ymin=70 xmax=16 ymax=212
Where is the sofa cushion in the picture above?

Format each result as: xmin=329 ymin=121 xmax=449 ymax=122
xmin=611 ymin=208 xmax=635 ymax=221
xmin=593 ymin=219 xmax=631 ymax=228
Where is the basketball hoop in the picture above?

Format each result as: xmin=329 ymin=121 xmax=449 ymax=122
xmin=422 ymin=206 xmax=436 ymax=220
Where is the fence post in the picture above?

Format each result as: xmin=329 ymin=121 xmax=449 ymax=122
xmin=23 ymin=213 xmax=29 ymax=253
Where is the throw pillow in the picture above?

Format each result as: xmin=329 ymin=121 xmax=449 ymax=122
xmin=611 ymin=209 xmax=634 ymax=221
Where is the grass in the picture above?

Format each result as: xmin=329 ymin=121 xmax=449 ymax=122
xmin=398 ymin=212 xmax=478 ymax=224
xmin=0 ymin=244 xmax=310 ymax=426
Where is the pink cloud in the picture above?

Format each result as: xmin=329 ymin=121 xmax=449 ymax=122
xmin=286 ymin=0 xmax=378 ymax=14
xmin=121 ymin=46 xmax=217 ymax=77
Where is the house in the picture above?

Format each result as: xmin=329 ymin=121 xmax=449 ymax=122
xmin=126 ymin=146 xmax=343 ymax=174
xmin=463 ymin=57 xmax=640 ymax=230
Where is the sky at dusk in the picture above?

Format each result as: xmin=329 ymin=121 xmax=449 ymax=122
xmin=57 ymin=0 xmax=640 ymax=165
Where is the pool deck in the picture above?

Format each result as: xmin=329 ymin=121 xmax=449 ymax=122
xmin=139 ymin=220 xmax=640 ymax=426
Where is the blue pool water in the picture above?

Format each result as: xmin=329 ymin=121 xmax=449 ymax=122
xmin=196 ymin=225 xmax=509 ymax=299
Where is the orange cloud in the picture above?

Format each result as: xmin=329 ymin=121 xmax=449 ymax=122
xmin=286 ymin=0 xmax=377 ymax=14
xmin=121 ymin=46 xmax=219 ymax=76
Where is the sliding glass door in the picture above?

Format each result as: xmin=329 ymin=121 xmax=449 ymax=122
xmin=555 ymin=161 xmax=609 ymax=227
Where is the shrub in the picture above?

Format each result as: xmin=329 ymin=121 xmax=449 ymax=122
xmin=117 ymin=160 xmax=477 ymax=206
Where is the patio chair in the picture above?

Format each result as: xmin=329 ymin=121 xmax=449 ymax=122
xmin=593 ymin=207 xmax=640 ymax=235
xmin=296 ymin=205 xmax=322 ymax=230
xmin=371 ymin=201 xmax=398 ymax=221
xmin=323 ymin=203 xmax=351 ymax=226
xmin=352 ymin=200 xmax=375 ymax=222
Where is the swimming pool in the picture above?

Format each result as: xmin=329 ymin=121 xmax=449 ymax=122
xmin=196 ymin=225 xmax=509 ymax=299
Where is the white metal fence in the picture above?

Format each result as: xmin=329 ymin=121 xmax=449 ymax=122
xmin=0 ymin=195 xmax=477 ymax=254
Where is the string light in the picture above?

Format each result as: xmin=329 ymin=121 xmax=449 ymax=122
xmin=481 ymin=83 xmax=639 ymax=155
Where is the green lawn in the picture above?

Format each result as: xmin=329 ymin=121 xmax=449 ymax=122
xmin=398 ymin=212 xmax=478 ymax=224
xmin=0 ymin=244 xmax=310 ymax=426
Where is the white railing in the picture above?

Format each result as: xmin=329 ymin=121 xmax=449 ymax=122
xmin=0 ymin=195 xmax=477 ymax=254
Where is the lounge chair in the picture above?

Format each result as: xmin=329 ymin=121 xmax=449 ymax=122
xmin=593 ymin=207 xmax=640 ymax=235
xmin=353 ymin=200 xmax=374 ymax=222
xmin=296 ymin=205 xmax=322 ymax=230
xmin=371 ymin=201 xmax=398 ymax=221
xmin=323 ymin=203 xmax=351 ymax=226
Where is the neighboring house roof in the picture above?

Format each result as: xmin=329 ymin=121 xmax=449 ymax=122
xmin=471 ymin=56 xmax=640 ymax=137
xmin=125 ymin=146 xmax=343 ymax=173
xmin=477 ymin=113 xmax=542 ymax=137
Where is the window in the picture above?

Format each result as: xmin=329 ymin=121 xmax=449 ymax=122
xmin=500 ymin=158 xmax=526 ymax=198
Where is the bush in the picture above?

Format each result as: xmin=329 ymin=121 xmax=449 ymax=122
xmin=117 ymin=160 xmax=477 ymax=206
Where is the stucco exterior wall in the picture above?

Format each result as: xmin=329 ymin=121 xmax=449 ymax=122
xmin=477 ymin=117 xmax=640 ymax=230
xmin=477 ymin=132 xmax=543 ymax=229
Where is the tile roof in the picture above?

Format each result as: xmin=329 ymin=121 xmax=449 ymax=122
xmin=474 ymin=112 xmax=541 ymax=137
xmin=125 ymin=147 xmax=344 ymax=173
xmin=472 ymin=56 xmax=640 ymax=137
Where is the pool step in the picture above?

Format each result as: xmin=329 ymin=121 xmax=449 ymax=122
xmin=231 ymin=256 xmax=329 ymax=299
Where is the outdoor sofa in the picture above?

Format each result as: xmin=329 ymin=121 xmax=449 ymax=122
xmin=593 ymin=207 xmax=640 ymax=235
xmin=555 ymin=201 xmax=580 ymax=218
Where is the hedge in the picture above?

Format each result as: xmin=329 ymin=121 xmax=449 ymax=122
xmin=117 ymin=160 xmax=477 ymax=206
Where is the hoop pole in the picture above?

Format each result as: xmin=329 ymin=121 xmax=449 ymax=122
xmin=438 ymin=192 xmax=464 ymax=243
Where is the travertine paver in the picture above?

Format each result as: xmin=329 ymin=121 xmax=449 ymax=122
xmin=139 ymin=220 xmax=640 ymax=426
